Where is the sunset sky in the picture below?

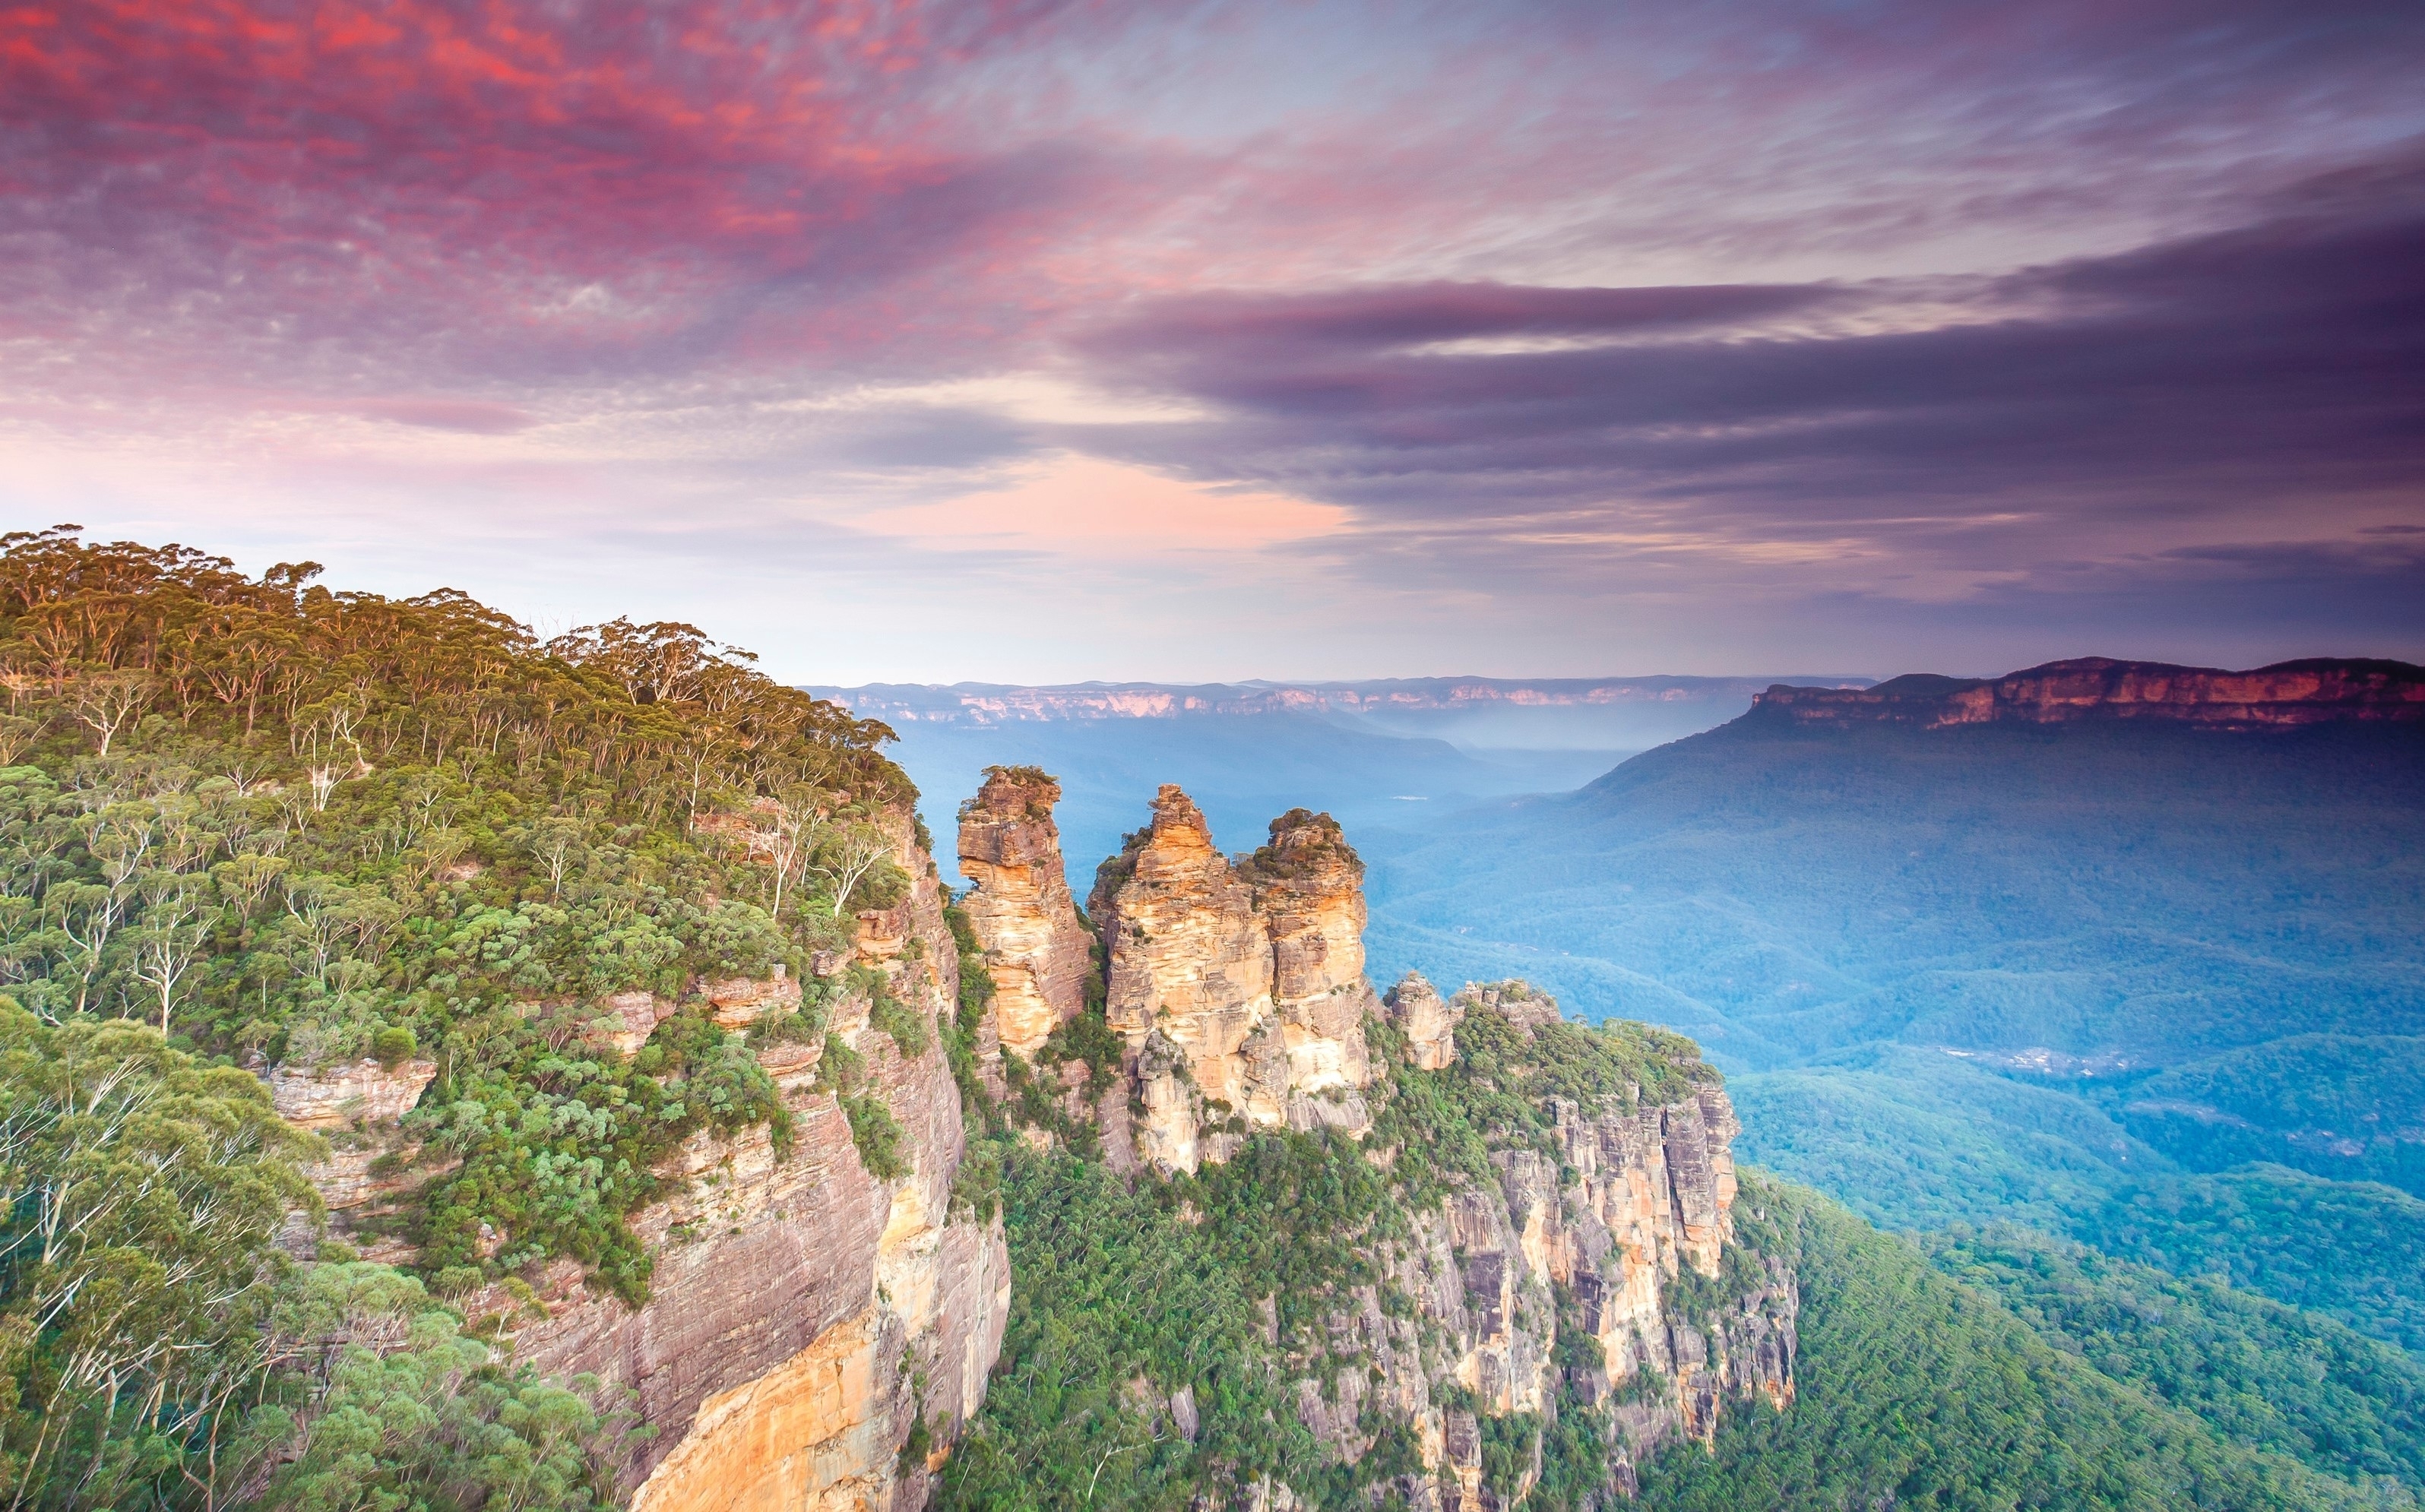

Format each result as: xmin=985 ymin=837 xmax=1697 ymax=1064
xmin=5 ymin=0 xmax=2421 ymax=682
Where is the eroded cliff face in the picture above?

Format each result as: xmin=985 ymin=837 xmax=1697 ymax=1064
xmin=272 ymin=808 xmax=1010 ymax=1512
xmin=1089 ymin=786 xmax=1376 ymax=1172
xmin=1753 ymin=656 xmax=2425 ymax=730
xmin=954 ymin=767 xmax=1091 ymax=1061
xmin=1325 ymin=984 xmax=1793 ymax=1510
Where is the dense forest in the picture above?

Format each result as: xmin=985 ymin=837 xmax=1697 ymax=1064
xmin=0 ymin=527 xmax=916 ymax=1507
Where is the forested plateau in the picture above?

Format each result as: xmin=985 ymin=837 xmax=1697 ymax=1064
xmin=2 ymin=529 xmax=2417 ymax=1511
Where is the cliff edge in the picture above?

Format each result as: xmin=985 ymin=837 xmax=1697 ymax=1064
xmin=1750 ymin=656 xmax=2425 ymax=730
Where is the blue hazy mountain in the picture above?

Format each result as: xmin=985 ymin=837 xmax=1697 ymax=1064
xmin=1356 ymin=660 xmax=2425 ymax=1352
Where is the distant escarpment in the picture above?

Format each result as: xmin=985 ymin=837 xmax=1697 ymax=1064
xmin=945 ymin=778 xmax=1797 ymax=1509
xmin=1750 ymin=656 xmax=2425 ymax=730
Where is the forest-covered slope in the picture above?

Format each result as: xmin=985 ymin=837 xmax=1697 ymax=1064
xmin=1361 ymin=694 xmax=2425 ymax=1363
xmin=0 ymin=527 xmax=1001 ymax=1510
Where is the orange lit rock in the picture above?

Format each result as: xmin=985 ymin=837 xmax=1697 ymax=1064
xmin=1097 ymin=786 xmax=1277 ymax=1156
xmin=1752 ymin=655 xmax=2425 ymax=730
xmin=956 ymin=767 xmax=1091 ymax=1060
xmin=1244 ymin=810 xmax=1376 ymax=1115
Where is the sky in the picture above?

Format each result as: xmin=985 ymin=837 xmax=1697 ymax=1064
xmin=4 ymin=0 xmax=2422 ymax=684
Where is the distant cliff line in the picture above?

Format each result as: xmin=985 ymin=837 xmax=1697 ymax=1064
xmin=806 ymin=674 xmax=1876 ymax=725
xmin=1749 ymin=656 xmax=2425 ymax=731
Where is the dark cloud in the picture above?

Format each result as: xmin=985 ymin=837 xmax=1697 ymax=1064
xmin=1072 ymin=163 xmax=2425 ymax=541
xmin=6 ymin=0 xmax=2425 ymax=672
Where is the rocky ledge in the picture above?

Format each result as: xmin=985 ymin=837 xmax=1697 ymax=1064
xmin=1752 ymin=656 xmax=2425 ymax=730
xmin=1331 ymin=979 xmax=1794 ymax=1509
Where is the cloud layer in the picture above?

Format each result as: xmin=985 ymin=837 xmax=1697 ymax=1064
xmin=3 ymin=0 xmax=2421 ymax=679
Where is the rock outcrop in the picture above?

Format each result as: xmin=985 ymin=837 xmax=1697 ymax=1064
xmin=1330 ymin=984 xmax=1794 ymax=1510
xmin=266 ymin=1056 xmax=439 ymax=1129
xmin=1089 ymin=786 xmax=1378 ymax=1172
xmin=1385 ymin=973 xmax=1461 ymax=1071
xmin=955 ymin=767 xmax=1092 ymax=1060
xmin=1246 ymin=809 xmax=1377 ymax=1117
xmin=1752 ymin=656 xmax=2425 ymax=730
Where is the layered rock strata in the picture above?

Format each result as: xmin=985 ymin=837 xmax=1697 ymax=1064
xmin=1753 ymin=655 xmax=2425 ymax=730
xmin=269 ymin=807 xmax=1010 ymax=1512
xmin=1249 ymin=809 xmax=1378 ymax=1106
xmin=955 ymin=767 xmax=1092 ymax=1060
xmin=1091 ymin=786 xmax=1377 ymax=1172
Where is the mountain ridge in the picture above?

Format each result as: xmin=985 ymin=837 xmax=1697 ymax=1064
xmin=1748 ymin=655 xmax=2425 ymax=730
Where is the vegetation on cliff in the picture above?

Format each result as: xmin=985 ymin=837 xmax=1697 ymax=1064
xmin=0 ymin=528 xmax=917 ymax=1505
xmin=0 ymin=1004 xmax=633 ymax=1510
xmin=942 ymin=989 xmax=1749 ymax=1510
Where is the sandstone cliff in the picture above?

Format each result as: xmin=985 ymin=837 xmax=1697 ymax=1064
xmin=272 ymin=808 xmax=1010 ymax=1512
xmin=1752 ymin=656 xmax=2425 ymax=730
xmin=954 ymin=767 xmax=1091 ymax=1061
xmin=1339 ymin=981 xmax=1792 ymax=1508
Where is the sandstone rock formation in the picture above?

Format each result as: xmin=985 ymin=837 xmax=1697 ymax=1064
xmin=263 ymin=1056 xmax=449 ymax=1267
xmin=1246 ymin=809 xmax=1377 ymax=1114
xmin=1090 ymin=786 xmax=1379 ymax=1172
xmin=955 ymin=767 xmax=1091 ymax=1060
xmin=1385 ymin=973 xmax=1461 ymax=1071
xmin=703 ymin=970 xmax=802 ymax=1030
xmin=266 ymin=1056 xmax=438 ymax=1129
xmin=1753 ymin=655 xmax=2425 ymax=730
